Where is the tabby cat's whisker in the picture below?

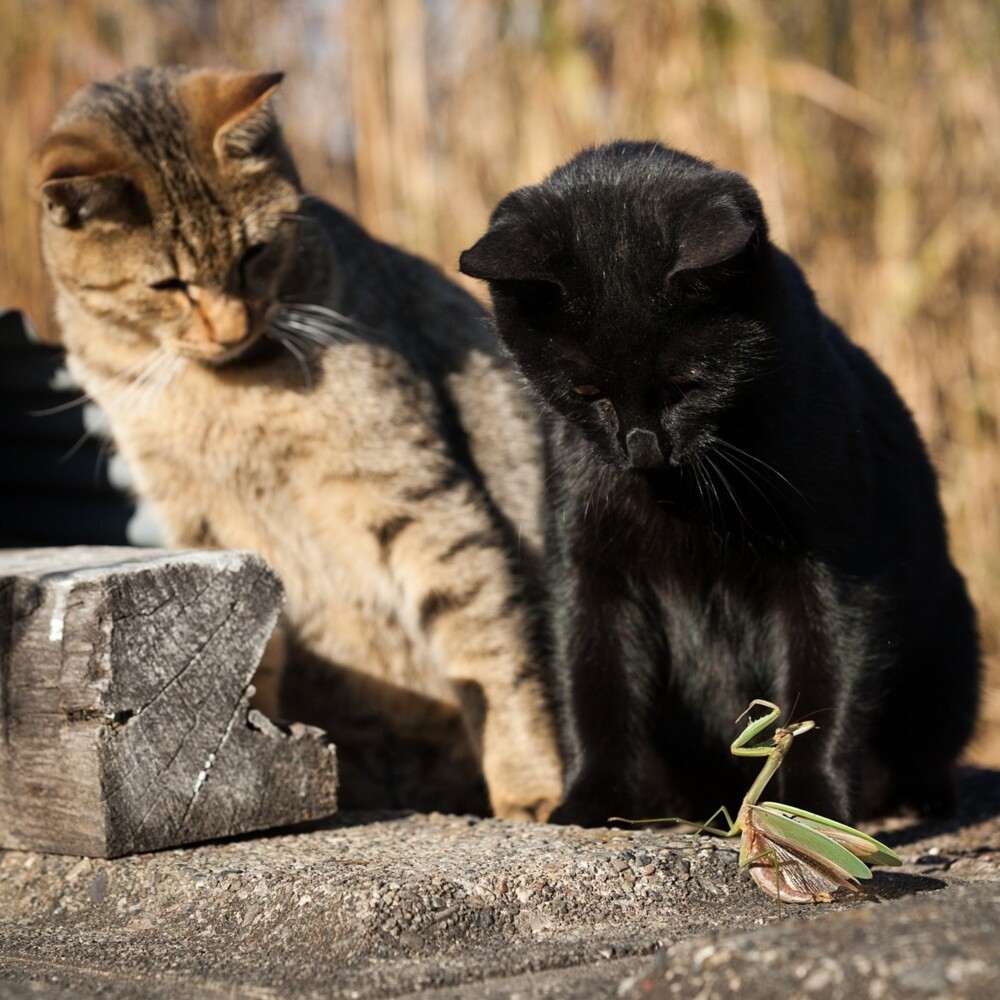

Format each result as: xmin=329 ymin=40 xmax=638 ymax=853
xmin=112 ymin=350 xmax=179 ymax=420
xmin=141 ymin=355 xmax=183 ymax=411
xmin=281 ymin=301 xmax=355 ymax=324
xmin=59 ymin=426 xmax=99 ymax=463
xmin=268 ymin=328 xmax=314 ymax=388
xmin=280 ymin=300 xmax=379 ymax=338
xmin=56 ymin=351 xmax=176 ymax=462
xmin=31 ymin=393 xmax=93 ymax=417
xmin=30 ymin=349 xmax=160 ymax=417
xmin=279 ymin=316 xmax=355 ymax=343
xmin=274 ymin=311 xmax=364 ymax=346
xmin=269 ymin=320 xmax=330 ymax=354
xmin=95 ymin=349 xmax=167 ymax=411
xmin=122 ymin=349 xmax=171 ymax=408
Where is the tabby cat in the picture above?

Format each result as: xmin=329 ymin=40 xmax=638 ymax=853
xmin=33 ymin=65 xmax=562 ymax=819
xmin=460 ymin=141 xmax=980 ymax=826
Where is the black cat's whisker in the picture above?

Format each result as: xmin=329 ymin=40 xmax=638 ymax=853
xmin=713 ymin=451 xmax=784 ymax=516
xmin=683 ymin=459 xmax=706 ymax=505
xmin=703 ymin=460 xmax=725 ymax=524
xmin=711 ymin=447 xmax=791 ymax=532
xmin=695 ymin=457 xmax=725 ymax=527
xmin=703 ymin=453 xmax=749 ymax=528
xmin=685 ymin=459 xmax=706 ymax=510
xmin=716 ymin=439 xmax=806 ymax=502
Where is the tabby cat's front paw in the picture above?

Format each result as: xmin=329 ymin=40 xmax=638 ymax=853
xmin=490 ymin=786 xmax=562 ymax=823
xmin=484 ymin=742 xmax=563 ymax=821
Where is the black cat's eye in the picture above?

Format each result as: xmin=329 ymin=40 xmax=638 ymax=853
xmin=572 ymin=384 xmax=604 ymax=399
xmin=149 ymin=277 xmax=189 ymax=293
xmin=667 ymin=373 xmax=697 ymax=388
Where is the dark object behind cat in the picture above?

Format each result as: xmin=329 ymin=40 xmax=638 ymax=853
xmin=460 ymin=141 xmax=980 ymax=826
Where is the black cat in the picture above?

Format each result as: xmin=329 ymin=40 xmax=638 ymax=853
xmin=460 ymin=141 xmax=980 ymax=826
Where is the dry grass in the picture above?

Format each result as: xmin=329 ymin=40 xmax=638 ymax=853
xmin=2 ymin=0 xmax=998 ymax=760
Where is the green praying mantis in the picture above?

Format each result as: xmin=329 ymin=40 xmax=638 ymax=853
xmin=614 ymin=699 xmax=902 ymax=904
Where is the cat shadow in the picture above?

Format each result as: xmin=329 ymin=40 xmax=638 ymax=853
xmin=869 ymin=766 xmax=1000 ymax=852
xmin=277 ymin=647 xmax=491 ymax=818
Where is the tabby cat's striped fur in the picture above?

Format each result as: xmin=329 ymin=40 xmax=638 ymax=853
xmin=34 ymin=66 xmax=562 ymax=819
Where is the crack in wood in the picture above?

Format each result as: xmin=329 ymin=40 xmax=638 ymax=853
xmin=180 ymin=691 xmax=249 ymax=831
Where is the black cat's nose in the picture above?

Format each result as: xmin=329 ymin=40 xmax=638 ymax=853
xmin=625 ymin=427 xmax=664 ymax=469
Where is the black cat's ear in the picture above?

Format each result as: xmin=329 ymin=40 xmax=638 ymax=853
xmin=460 ymin=222 xmax=554 ymax=285
xmin=672 ymin=197 xmax=758 ymax=275
xmin=180 ymin=68 xmax=285 ymax=161
xmin=32 ymin=130 xmax=151 ymax=229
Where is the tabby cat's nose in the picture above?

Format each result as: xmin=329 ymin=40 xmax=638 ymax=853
xmin=625 ymin=427 xmax=663 ymax=468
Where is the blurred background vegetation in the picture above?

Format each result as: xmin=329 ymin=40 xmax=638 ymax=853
xmin=2 ymin=0 xmax=998 ymax=761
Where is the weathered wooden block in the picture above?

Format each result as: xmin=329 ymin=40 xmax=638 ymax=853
xmin=0 ymin=547 xmax=338 ymax=857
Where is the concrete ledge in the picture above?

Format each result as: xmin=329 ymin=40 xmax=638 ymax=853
xmin=2 ymin=768 xmax=999 ymax=998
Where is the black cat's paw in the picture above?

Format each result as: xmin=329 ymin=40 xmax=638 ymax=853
xmin=548 ymin=784 xmax=633 ymax=828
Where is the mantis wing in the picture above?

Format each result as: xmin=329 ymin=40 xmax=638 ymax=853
xmin=741 ymin=812 xmax=860 ymax=904
xmin=760 ymin=801 xmax=902 ymax=867
xmin=748 ymin=805 xmax=874 ymax=881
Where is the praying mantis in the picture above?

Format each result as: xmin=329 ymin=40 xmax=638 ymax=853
xmin=614 ymin=699 xmax=901 ymax=903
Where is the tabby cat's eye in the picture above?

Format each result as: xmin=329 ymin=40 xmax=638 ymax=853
xmin=149 ymin=277 xmax=189 ymax=293
xmin=240 ymin=243 xmax=267 ymax=268
xmin=572 ymin=384 xmax=604 ymax=398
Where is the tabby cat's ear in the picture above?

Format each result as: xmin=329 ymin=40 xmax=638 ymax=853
xmin=180 ymin=69 xmax=285 ymax=161
xmin=671 ymin=196 xmax=759 ymax=275
xmin=32 ymin=130 xmax=150 ymax=229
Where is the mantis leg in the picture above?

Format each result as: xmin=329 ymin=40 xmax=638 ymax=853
xmin=729 ymin=700 xmax=783 ymax=758
xmin=728 ymin=700 xmax=816 ymax=808
xmin=693 ymin=803 xmax=740 ymax=837
xmin=608 ymin=803 xmax=741 ymax=838
xmin=739 ymin=844 xmax=788 ymax=915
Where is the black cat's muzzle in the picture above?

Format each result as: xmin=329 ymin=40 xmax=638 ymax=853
xmin=624 ymin=426 xmax=666 ymax=469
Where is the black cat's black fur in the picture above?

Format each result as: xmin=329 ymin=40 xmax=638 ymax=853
xmin=460 ymin=141 xmax=980 ymax=827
